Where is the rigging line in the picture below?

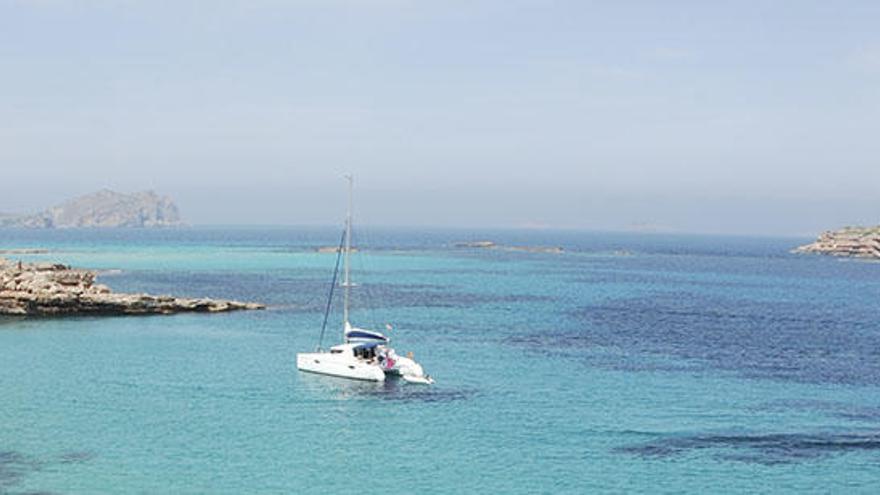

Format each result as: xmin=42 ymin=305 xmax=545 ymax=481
xmin=317 ymin=228 xmax=346 ymax=351
xmin=355 ymin=225 xmax=380 ymax=331
xmin=349 ymin=228 xmax=367 ymax=321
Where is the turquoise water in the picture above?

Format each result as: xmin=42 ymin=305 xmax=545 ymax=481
xmin=2 ymin=228 xmax=880 ymax=493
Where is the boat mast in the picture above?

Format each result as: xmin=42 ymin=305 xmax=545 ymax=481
xmin=342 ymin=174 xmax=353 ymax=330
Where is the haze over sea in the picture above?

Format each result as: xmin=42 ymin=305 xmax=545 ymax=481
xmin=2 ymin=227 xmax=879 ymax=493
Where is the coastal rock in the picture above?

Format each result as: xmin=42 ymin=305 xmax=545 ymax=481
xmin=794 ymin=226 xmax=880 ymax=259
xmin=0 ymin=260 xmax=265 ymax=316
xmin=505 ymin=245 xmax=565 ymax=254
xmin=454 ymin=240 xmax=564 ymax=254
xmin=316 ymin=246 xmax=358 ymax=253
xmin=0 ymin=189 xmax=182 ymax=228
xmin=454 ymin=240 xmax=497 ymax=248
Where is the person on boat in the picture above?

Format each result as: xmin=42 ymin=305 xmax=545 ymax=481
xmin=384 ymin=348 xmax=397 ymax=370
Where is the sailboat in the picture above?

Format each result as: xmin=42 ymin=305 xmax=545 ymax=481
xmin=296 ymin=176 xmax=434 ymax=384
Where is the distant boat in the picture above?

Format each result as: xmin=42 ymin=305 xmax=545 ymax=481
xmin=296 ymin=176 xmax=434 ymax=384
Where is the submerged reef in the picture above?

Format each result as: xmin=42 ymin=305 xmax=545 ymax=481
xmin=0 ymin=258 xmax=264 ymax=316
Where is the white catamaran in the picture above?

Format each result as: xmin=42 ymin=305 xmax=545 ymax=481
xmin=296 ymin=176 xmax=434 ymax=384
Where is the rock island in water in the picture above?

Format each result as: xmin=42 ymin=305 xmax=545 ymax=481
xmin=0 ymin=257 xmax=265 ymax=316
xmin=794 ymin=226 xmax=880 ymax=259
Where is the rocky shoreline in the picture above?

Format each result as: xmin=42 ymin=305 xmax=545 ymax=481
xmin=0 ymin=258 xmax=265 ymax=316
xmin=793 ymin=226 xmax=880 ymax=259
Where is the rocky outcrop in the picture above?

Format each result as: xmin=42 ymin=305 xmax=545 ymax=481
xmin=454 ymin=240 xmax=564 ymax=254
xmin=0 ymin=258 xmax=264 ymax=316
xmin=0 ymin=190 xmax=182 ymax=228
xmin=454 ymin=241 xmax=497 ymax=249
xmin=316 ymin=246 xmax=358 ymax=253
xmin=794 ymin=227 xmax=880 ymax=259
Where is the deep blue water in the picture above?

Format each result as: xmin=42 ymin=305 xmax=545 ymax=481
xmin=2 ymin=227 xmax=880 ymax=493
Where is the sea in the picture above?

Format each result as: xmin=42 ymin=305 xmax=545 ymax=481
xmin=1 ymin=227 xmax=879 ymax=494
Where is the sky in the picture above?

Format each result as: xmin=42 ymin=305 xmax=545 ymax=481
xmin=1 ymin=0 xmax=879 ymax=235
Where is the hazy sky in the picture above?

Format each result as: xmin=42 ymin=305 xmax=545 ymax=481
xmin=1 ymin=1 xmax=879 ymax=235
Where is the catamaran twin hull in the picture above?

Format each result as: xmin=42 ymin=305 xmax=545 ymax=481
xmin=296 ymin=348 xmax=386 ymax=382
xmin=296 ymin=340 xmax=434 ymax=384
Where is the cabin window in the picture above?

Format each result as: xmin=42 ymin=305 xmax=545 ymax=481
xmin=330 ymin=349 xmax=343 ymax=354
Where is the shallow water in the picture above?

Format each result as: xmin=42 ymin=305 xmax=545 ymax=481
xmin=1 ymin=228 xmax=879 ymax=493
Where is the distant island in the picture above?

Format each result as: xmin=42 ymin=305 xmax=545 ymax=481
xmin=794 ymin=226 xmax=880 ymax=259
xmin=454 ymin=240 xmax=564 ymax=254
xmin=0 ymin=189 xmax=182 ymax=228
xmin=0 ymin=258 xmax=264 ymax=316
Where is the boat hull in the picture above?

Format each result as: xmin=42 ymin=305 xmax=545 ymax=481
xmin=297 ymin=352 xmax=386 ymax=382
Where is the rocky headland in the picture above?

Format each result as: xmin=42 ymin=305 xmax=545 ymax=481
xmin=0 ymin=190 xmax=182 ymax=228
xmin=0 ymin=258 xmax=264 ymax=316
xmin=793 ymin=226 xmax=880 ymax=259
